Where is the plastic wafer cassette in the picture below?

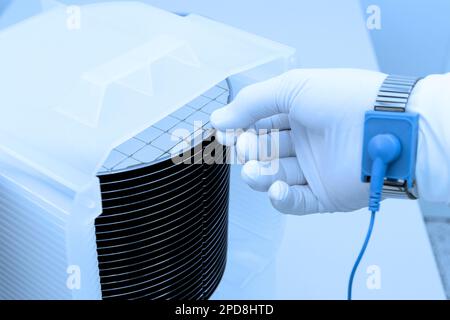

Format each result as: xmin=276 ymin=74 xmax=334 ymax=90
xmin=0 ymin=2 xmax=295 ymax=299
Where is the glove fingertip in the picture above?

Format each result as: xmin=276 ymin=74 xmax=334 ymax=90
xmin=268 ymin=180 xmax=295 ymax=214
xmin=241 ymin=160 xmax=267 ymax=192
xmin=210 ymin=108 xmax=228 ymax=131
xmin=214 ymin=129 xmax=237 ymax=146
xmin=269 ymin=182 xmax=320 ymax=215
xmin=268 ymin=180 xmax=290 ymax=202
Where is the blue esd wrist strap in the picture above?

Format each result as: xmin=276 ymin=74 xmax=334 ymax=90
xmin=348 ymin=75 xmax=421 ymax=300
xmin=362 ymin=75 xmax=421 ymax=202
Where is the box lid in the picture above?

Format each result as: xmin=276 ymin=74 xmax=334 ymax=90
xmin=0 ymin=2 xmax=294 ymax=193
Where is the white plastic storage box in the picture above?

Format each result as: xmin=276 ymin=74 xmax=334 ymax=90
xmin=0 ymin=2 xmax=295 ymax=299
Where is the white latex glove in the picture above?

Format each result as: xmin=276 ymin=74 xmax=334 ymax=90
xmin=212 ymin=69 xmax=450 ymax=215
xmin=211 ymin=69 xmax=388 ymax=215
xmin=209 ymin=68 xmax=386 ymax=215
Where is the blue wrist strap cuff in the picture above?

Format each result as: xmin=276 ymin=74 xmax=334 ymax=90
xmin=361 ymin=75 xmax=421 ymax=203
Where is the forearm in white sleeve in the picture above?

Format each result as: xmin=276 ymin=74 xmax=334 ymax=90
xmin=408 ymin=73 xmax=450 ymax=205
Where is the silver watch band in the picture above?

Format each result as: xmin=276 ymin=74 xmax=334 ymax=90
xmin=375 ymin=75 xmax=421 ymax=112
xmin=374 ymin=75 xmax=421 ymax=199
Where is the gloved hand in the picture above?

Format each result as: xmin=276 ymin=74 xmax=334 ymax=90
xmin=211 ymin=69 xmax=388 ymax=215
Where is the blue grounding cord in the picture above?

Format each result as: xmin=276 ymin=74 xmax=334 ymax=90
xmin=347 ymin=210 xmax=376 ymax=300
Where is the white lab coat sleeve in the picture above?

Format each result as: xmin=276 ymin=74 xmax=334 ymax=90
xmin=408 ymin=73 xmax=450 ymax=205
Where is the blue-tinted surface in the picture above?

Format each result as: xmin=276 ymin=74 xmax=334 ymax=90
xmin=0 ymin=0 xmax=12 ymax=13
xmin=1 ymin=0 xmax=446 ymax=300
xmin=0 ymin=0 xmax=378 ymax=69
xmin=360 ymin=0 xmax=450 ymax=76
xmin=6 ymin=0 xmax=450 ymax=75
xmin=0 ymin=0 xmax=40 ymax=29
